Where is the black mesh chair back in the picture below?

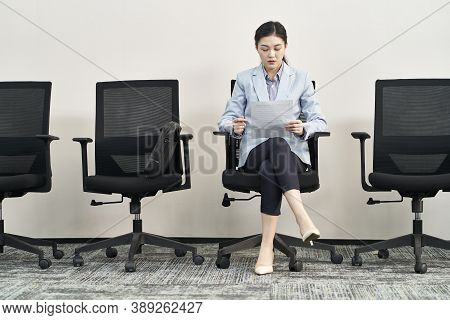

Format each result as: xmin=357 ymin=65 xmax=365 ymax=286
xmin=95 ymin=80 xmax=182 ymax=177
xmin=373 ymin=79 xmax=450 ymax=175
xmin=0 ymin=82 xmax=51 ymax=191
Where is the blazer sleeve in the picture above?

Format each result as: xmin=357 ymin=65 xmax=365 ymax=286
xmin=299 ymin=72 xmax=328 ymax=140
xmin=217 ymin=73 xmax=247 ymax=139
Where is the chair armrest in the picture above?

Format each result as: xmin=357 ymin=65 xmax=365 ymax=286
xmin=73 ymin=138 xmax=93 ymax=143
xmin=179 ymin=133 xmax=192 ymax=190
xmin=212 ymin=131 xmax=239 ymax=170
xmin=351 ymin=131 xmax=381 ymax=192
xmin=72 ymin=137 xmax=93 ymax=183
xmin=351 ymin=132 xmax=371 ymax=141
xmin=306 ymin=131 xmax=330 ymax=172
xmin=35 ymin=134 xmax=60 ymax=142
xmin=33 ymin=134 xmax=59 ymax=180
xmin=309 ymin=132 xmax=331 ymax=140
xmin=213 ymin=131 xmax=229 ymax=137
xmin=180 ymin=133 xmax=193 ymax=141
xmin=164 ymin=134 xmax=193 ymax=192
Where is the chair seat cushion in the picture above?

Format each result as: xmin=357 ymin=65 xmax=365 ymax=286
xmin=222 ymin=169 xmax=319 ymax=193
xmin=369 ymin=172 xmax=450 ymax=193
xmin=84 ymin=174 xmax=182 ymax=194
xmin=0 ymin=174 xmax=46 ymax=192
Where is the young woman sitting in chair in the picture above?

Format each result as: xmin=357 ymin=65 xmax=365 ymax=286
xmin=218 ymin=21 xmax=327 ymax=275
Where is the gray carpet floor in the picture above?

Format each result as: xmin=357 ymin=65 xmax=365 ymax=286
xmin=0 ymin=243 xmax=448 ymax=300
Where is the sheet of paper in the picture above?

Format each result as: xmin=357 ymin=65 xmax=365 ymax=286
xmin=248 ymin=100 xmax=295 ymax=138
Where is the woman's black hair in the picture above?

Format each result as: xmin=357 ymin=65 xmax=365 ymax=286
xmin=254 ymin=21 xmax=288 ymax=64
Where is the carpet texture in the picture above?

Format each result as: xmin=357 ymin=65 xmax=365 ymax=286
xmin=0 ymin=243 xmax=448 ymax=300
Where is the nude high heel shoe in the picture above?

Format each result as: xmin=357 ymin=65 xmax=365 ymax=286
xmin=301 ymin=227 xmax=320 ymax=243
xmin=254 ymin=252 xmax=275 ymax=275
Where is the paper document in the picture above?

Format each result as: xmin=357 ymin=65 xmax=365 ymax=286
xmin=248 ymin=100 xmax=295 ymax=138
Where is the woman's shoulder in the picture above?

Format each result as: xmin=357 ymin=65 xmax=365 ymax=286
xmin=235 ymin=66 xmax=259 ymax=81
xmin=286 ymin=64 xmax=309 ymax=79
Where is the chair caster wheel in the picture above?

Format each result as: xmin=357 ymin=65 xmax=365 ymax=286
xmin=415 ymin=262 xmax=427 ymax=274
xmin=331 ymin=252 xmax=343 ymax=264
xmin=215 ymin=255 xmax=230 ymax=269
xmin=289 ymin=260 xmax=303 ymax=272
xmin=351 ymin=255 xmax=363 ymax=266
xmin=53 ymin=250 xmax=64 ymax=260
xmin=39 ymin=258 xmax=52 ymax=269
xmin=73 ymin=255 xmax=84 ymax=267
xmin=377 ymin=249 xmax=389 ymax=259
xmin=125 ymin=261 xmax=136 ymax=272
xmin=106 ymin=247 xmax=118 ymax=258
xmin=175 ymin=248 xmax=187 ymax=257
xmin=193 ymin=255 xmax=204 ymax=265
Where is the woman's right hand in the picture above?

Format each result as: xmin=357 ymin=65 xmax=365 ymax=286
xmin=232 ymin=117 xmax=247 ymax=135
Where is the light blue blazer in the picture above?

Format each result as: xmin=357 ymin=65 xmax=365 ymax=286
xmin=218 ymin=62 xmax=327 ymax=168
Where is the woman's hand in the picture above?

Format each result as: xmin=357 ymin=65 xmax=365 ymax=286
xmin=232 ymin=117 xmax=247 ymax=135
xmin=285 ymin=120 xmax=304 ymax=136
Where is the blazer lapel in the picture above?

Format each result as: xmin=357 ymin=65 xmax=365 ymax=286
xmin=276 ymin=63 xmax=295 ymax=101
xmin=251 ymin=65 xmax=269 ymax=101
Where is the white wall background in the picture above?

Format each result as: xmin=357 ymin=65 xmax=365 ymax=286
xmin=0 ymin=0 xmax=449 ymax=240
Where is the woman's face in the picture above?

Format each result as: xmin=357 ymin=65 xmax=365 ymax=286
xmin=256 ymin=35 xmax=287 ymax=73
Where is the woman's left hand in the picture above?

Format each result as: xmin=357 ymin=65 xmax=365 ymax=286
xmin=285 ymin=120 xmax=304 ymax=136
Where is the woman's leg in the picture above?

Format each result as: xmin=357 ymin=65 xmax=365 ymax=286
xmin=284 ymin=189 xmax=319 ymax=240
xmin=266 ymin=138 xmax=320 ymax=241
xmin=256 ymin=213 xmax=279 ymax=266
xmin=243 ymin=138 xmax=319 ymax=269
xmin=256 ymin=160 xmax=282 ymax=267
xmin=244 ymin=142 xmax=281 ymax=270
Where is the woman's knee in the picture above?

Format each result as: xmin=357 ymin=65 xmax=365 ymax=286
xmin=261 ymin=210 xmax=281 ymax=216
xmin=261 ymin=195 xmax=282 ymax=216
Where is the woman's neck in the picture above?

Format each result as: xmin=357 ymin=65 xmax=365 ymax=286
xmin=264 ymin=64 xmax=282 ymax=80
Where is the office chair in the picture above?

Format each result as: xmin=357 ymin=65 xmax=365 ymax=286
xmin=352 ymin=79 xmax=450 ymax=274
xmin=72 ymin=80 xmax=204 ymax=272
xmin=213 ymin=80 xmax=343 ymax=272
xmin=0 ymin=82 xmax=63 ymax=269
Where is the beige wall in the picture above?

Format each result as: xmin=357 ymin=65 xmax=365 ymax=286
xmin=1 ymin=0 xmax=449 ymax=240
